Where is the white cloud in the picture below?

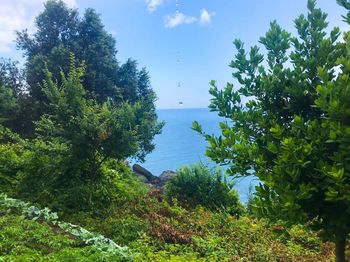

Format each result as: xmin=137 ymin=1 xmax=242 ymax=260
xmin=0 ymin=0 xmax=77 ymax=53
xmin=164 ymin=12 xmax=197 ymax=28
xmin=163 ymin=8 xmax=215 ymax=29
xmin=146 ymin=0 xmax=164 ymax=12
xmin=200 ymin=9 xmax=215 ymax=25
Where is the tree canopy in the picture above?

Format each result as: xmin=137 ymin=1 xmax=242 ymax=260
xmin=11 ymin=0 xmax=163 ymax=160
xmin=0 ymin=0 xmax=163 ymax=212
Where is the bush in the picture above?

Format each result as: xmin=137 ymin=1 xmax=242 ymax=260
xmin=0 ymin=127 xmax=148 ymax=215
xmin=164 ymin=163 xmax=244 ymax=215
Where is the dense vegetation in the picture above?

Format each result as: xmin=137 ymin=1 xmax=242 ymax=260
xmin=5 ymin=0 xmax=164 ymax=160
xmin=0 ymin=0 xmax=349 ymax=261
xmin=0 ymin=190 xmax=338 ymax=261
xmin=0 ymin=0 xmax=163 ymax=213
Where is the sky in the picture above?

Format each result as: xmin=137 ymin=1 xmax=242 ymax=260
xmin=0 ymin=0 xmax=348 ymax=109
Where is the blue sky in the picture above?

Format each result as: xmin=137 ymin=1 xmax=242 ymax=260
xmin=0 ymin=0 xmax=348 ymax=108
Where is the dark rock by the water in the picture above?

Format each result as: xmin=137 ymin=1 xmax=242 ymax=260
xmin=132 ymin=164 xmax=156 ymax=182
xmin=132 ymin=164 xmax=177 ymax=189
xmin=159 ymin=170 xmax=177 ymax=184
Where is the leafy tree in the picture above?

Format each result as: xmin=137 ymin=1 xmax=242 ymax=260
xmin=117 ymin=59 xmax=139 ymax=103
xmin=116 ymin=60 xmax=162 ymax=159
xmin=0 ymin=55 xmax=156 ymax=212
xmin=16 ymin=56 xmax=152 ymax=211
xmin=76 ymin=8 xmax=119 ymax=101
xmin=193 ymin=1 xmax=350 ymax=261
xmin=16 ymin=0 xmax=79 ymax=103
xmin=16 ymin=0 xmax=163 ymax=153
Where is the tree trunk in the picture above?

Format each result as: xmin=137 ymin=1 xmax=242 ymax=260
xmin=335 ymin=238 xmax=346 ymax=262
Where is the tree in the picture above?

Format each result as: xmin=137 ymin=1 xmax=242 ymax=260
xmin=16 ymin=0 xmax=79 ymax=103
xmin=117 ymin=59 xmax=139 ymax=103
xmin=16 ymin=0 xmax=121 ymax=104
xmin=116 ymin=60 xmax=163 ymax=160
xmin=18 ymin=56 xmax=151 ymax=211
xmin=77 ymin=8 xmax=119 ymax=102
xmin=15 ymin=0 xmax=162 ymax=160
xmin=193 ymin=1 xmax=350 ymax=261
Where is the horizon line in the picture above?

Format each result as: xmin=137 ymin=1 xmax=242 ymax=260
xmin=156 ymin=107 xmax=209 ymax=110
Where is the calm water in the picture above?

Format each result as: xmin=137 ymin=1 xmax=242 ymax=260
xmin=135 ymin=108 xmax=258 ymax=202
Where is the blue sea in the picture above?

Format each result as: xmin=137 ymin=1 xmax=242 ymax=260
xmin=135 ymin=108 xmax=258 ymax=203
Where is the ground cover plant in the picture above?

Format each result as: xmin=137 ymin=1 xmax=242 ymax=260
xmin=0 ymin=194 xmax=132 ymax=261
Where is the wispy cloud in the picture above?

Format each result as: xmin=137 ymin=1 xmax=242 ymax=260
xmin=200 ymin=9 xmax=215 ymax=25
xmin=0 ymin=0 xmax=77 ymax=53
xmin=163 ymin=8 xmax=215 ymax=29
xmin=164 ymin=12 xmax=197 ymax=28
xmin=146 ymin=0 xmax=164 ymax=12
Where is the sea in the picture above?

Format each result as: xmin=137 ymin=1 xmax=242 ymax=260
xmin=134 ymin=108 xmax=258 ymax=203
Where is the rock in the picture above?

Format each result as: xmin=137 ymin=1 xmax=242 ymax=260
xmin=134 ymin=172 xmax=149 ymax=183
xmin=132 ymin=164 xmax=177 ymax=190
xmin=154 ymin=170 xmax=177 ymax=188
xmin=159 ymin=170 xmax=177 ymax=182
xmin=132 ymin=164 xmax=156 ymax=182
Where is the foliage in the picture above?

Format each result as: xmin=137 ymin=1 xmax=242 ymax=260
xmin=193 ymin=0 xmax=350 ymax=260
xmin=127 ymin=199 xmax=336 ymax=262
xmin=14 ymin=0 xmax=163 ymax=153
xmin=0 ymin=126 xmax=30 ymax=196
xmin=0 ymin=86 xmax=18 ymax=129
xmin=37 ymin=57 xmax=142 ymax=166
xmin=0 ymin=58 xmax=24 ymax=96
xmin=67 ymin=189 xmax=336 ymax=261
xmin=0 ymin=126 xmax=148 ymax=215
xmin=0 ymin=193 xmax=132 ymax=261
xmin=4 ymin=57 xmax=153 ymax=212
xmin=0 ymin=187 xmax=338 ymax=261
xmin=165 ymin=163 xmax=244 ymax=215
xmin=0 ymin=58 xmax=30 ymax=135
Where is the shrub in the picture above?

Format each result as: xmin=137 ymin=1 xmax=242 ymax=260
xmin=164 ymin=163 xmax=244 ymax=215
xmin=0 ymin=127 xmax=148 ymax=215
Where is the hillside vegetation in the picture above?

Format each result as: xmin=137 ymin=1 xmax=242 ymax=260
xmin=0 ymin=190 xmax=337 ymax=261
xmin=1 ymin=0 xmax=350 ymax=261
